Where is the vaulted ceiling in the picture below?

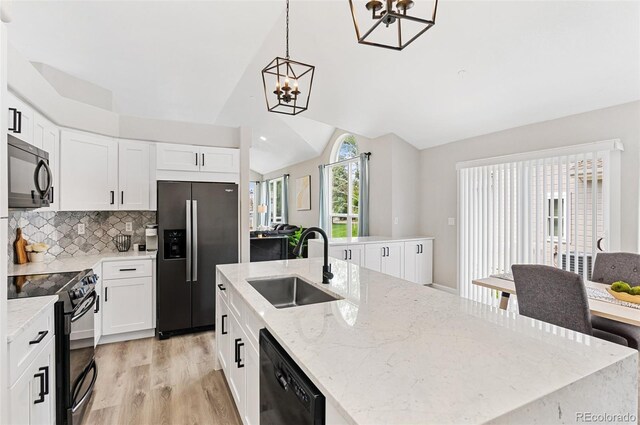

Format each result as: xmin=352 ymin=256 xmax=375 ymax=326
xmin=7 ymin=1 xmax=640 ymax=174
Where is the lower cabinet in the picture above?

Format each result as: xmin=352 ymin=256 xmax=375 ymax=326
xmin=102 ymin=276 xmax=153 ymax=335
xmin=403 ymin=239 xmax=434 ymax=285
xmin=329 ymin=245 xmax=364 ymax=267
xmin=364 ymin=242 xmax=404 ymax=278
xmin=9 ymin=337 xmax=55 ymax=425
xmin=217 ymin=278 xmax=261 ymax=425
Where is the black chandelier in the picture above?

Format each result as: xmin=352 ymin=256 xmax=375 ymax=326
xmin=262 ymin=0 xmax=315 ymax=116
xmin=348 ymin=0 xmax=439 ymax=51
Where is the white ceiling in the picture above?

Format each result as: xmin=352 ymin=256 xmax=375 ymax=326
xmin=7 ymin=1 xmax=640 ymax=174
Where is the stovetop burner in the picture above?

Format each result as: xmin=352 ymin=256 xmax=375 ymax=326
xmin=8 ymin=271 xmax=83 ymax=299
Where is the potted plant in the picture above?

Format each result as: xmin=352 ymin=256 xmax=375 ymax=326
xmin=288 ymin=228 xmax=307 ymax=259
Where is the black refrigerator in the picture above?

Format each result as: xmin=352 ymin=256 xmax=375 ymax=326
xmin=157 ymin=181 xmax=238 ymax=338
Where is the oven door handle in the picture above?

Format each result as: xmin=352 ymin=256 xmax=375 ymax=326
xmin=70 ymin=290 xmax=97 ymax=323
xmin=71 ymin=360 xmax=98 ymax=413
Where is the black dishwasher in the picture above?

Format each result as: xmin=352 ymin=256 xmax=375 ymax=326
xmin=260 ymin=329 xmax=325 ymax=425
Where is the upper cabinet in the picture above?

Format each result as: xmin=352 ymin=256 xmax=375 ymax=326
xmin=118 ymin=140 xmax=150 ymax=210
xmin=60 ymin=130 xmax=119 ymax=211
xmin=7 ymin=92 xmax=34 ymax=145
xmin=200 ymin=146 xmax=240 ymax=173
xmin=157 ymin=143 xmax=239 ymax=174
xmin=156 ymin=143 xmax=200 ymax=172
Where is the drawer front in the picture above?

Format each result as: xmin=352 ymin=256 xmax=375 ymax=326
xmin=103 ymin=259 xmax=152 ymax=280
xmin=8 ymin=305 xmax=55 ymax=386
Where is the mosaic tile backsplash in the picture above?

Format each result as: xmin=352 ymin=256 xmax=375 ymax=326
xmin=7 ymin=211 xmax=156 ymax=264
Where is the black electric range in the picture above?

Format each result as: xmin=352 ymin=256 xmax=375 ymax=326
xmin=8 ymin=269 xmax=99 ymax=425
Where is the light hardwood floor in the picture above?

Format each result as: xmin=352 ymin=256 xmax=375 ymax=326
xmin=82 ymin=332 xmax=241 ymax=425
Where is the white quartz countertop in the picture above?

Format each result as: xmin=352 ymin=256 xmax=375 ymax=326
xmin=7 ymin=296 xmax=58 ymax=342
xmin=309 ymin=235 xmax=434 ymax=245
xmin=217 ymin=258 xmax=637 ymax=425
xmin=8 ymin=250 xmax=157 ymax=276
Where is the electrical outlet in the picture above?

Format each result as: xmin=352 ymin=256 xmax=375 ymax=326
xmin=125 ymin=222 xmax=133 ymax=232
xmin=394 ymin=217 xmax=399 ymax=225
xmin=77 ymin=223 xmax=85 ymax=235
xmin=448 ymin=217 xmax=456 ymax=226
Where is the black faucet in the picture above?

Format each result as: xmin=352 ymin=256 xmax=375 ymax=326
xmin=293 ymin=227 xmax=334 ymax=284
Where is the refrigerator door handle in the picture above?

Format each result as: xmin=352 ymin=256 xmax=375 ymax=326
xmin=186 ymin=200 xmax=192 ymax=282
xmin=192 ymin=200 xmax=198 ymax=282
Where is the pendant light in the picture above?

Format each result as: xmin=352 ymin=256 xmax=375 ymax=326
xmin=262 ymin=0 xmax=315 ymax=115
xmin=348 ymin=0 xmax=439 ymax=50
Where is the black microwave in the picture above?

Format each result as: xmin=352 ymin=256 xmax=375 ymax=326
xmin=8 ymin=135 xmax=53 ymax=209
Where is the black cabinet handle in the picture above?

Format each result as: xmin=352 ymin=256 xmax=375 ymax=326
xmin=29 ymin=330 xmax=48 ymax=345
xmin=221 ymin=314 xmax=227 ymax=335
xmin=16 ymin=110 xmax=22 ymax=134
xmin=40 ymin=366 xmax=49 ymax=396
xmin=8 ymin=108 xmax=17 ymax=132
xmin=234 ymin=338 xmax=241 ymax=363
xmin=110 ymin=191 xmax=115 ymax=205
xmin=344 ymin=249 xmax=348 ymax=260
xmin=121 ymin=191 xmax=124 ymax=205
xmin=195 ymin=153 xmax=198 ymax=166
xmin=119 ymin=268 xmax=137 ymax=272
xmin=349 ymin=249 xmax=352 ymax=260
xmin=420 ymin=244 xmax=424 ymax=254
xmin=105 ymin=287 xmax=108 ymax=302
xmin=34 ymin=370 xmax=46 ymax=404
xmin=237 ymin=341 xmax=245 ymax=368
xmin=217 ymin=284 xmax=226 ymax=291
xmin=202 ymin=153 xmax=205 ymax=166
xmin=95 ymin=295 xmax=100 ymax=313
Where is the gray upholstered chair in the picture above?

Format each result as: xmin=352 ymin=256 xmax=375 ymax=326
xmin=589 ymin=252 xmax=640 ymax=349
xmin=512 ymin=265 xmax=628 ymax=346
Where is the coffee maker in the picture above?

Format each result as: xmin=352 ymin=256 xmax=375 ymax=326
xmin=145 ymin=224 xmax=158 ymax=251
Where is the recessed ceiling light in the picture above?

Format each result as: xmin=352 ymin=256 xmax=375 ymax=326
xmin=260 ymin=136 xmax=267 ymax=141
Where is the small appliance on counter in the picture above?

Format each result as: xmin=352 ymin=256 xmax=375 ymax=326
xmin=145 ymin=224 xmax=158 ymax=251
xmin=8 ymin=269 xmax=99 ymax=425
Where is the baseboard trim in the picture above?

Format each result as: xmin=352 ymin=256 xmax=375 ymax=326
xmin=98 ymin=328 xmax=155 ymax=345
xmin=430 ymin=283 xmax=458 ymax=295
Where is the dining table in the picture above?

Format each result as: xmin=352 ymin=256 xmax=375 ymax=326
xmin=472 ymin=276 xmax=640 ymax=327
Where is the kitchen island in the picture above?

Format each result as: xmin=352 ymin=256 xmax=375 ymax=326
xmin=215 ymin=258 xmax=638 ymax=424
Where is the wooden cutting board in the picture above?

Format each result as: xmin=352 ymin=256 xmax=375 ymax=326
xmin=606 ymin=287 xmax=640 ymax=305
xmin=13 ymin=228 xmax=29 ymax=265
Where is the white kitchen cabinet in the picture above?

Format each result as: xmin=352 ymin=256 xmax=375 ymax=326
xmin=216 ymin=276 xmax=263 ymax=425
xmin=7 ymin=91 xmax=34 ymax=145
xmin=404 ymin=239 xmax=433 ymax=285
xmin=9 ymin=337 xmax=55 ymax=425
xmin=156 ymin=143 xmax=240 ymax=174
xmin=156 ymin=143 xmax=200 ymax=172
xmin=364 ymin=242 xmax=404 ymax=278
xmin=60 ymin=130 xmax=118 ymax=211
xmin=102 ymin=276 xmax=152 ymax=335
xmin=243 ymin=342 xmax=260 ymax=425
xmin=33 ymin=113 xmax=60 ymax=212
xmin=227 ymin=312 xmax=246 ymax=412
xmin=200 ymin=146 xmax=240 ymax=174
xmin=329 ymin=245 xmax=364 ymax=266
xmin=118 ymin=139 xmax=150 ymax=210
xmin=216 ymin=291 xmax=231 ymax=372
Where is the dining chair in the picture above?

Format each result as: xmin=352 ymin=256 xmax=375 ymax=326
xmin=590 ymin=252 xmax=640 ymax=349
xmin=512 ymin=265 xmax=628 ymax=346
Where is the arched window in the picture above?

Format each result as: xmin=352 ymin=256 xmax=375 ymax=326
xmin=328 ymin=134 xmax=360 ymax=238
xmin=333 ymin=134 xmax=359 ymax=162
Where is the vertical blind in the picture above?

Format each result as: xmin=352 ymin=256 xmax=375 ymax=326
xmin=457 ymin=141 xmax=622 ymax=307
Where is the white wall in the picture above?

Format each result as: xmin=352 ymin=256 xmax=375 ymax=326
xmin=420 ymin=101 xmax=640 ymax=289
xmin=262 ymin=129 xmax=421 ymax=237
xmin=0 ymin=22 xmax=8 ymax=425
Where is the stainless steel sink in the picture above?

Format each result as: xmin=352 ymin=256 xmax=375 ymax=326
xmin=247 ymin=276 xmax=342 ymax=309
